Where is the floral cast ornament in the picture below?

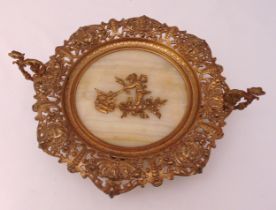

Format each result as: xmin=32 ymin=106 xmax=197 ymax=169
xmin=95 ymin=73 xmax=167 ymax=119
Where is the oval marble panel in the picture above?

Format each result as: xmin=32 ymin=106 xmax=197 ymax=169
xmin=75 ymin=50 xmax=189 ymax=147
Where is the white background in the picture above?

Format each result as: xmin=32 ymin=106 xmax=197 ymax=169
xmin=0 ymin=0 xmax=275 ymax=210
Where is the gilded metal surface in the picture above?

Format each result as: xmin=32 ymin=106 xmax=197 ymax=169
xmin=8 ymin=51 xmax=45 ymax=81
xmin=9 ymin=16 xmax=265 ymax=197
xmin=224 ymin=87 xmax=265 ymax=113
xmin=95 ymin=73 xmax=167 ymax=119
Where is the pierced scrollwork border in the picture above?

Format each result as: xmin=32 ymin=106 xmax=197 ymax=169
xmin=9 ymin=16 xmax=265 ymax=197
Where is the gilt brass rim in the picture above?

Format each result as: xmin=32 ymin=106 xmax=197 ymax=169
xmin=64 ymin=39 xmax=200 ymax=156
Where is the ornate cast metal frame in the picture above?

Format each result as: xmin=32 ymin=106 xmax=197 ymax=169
xmin=9 ymin=16 xmax=265 ymax=197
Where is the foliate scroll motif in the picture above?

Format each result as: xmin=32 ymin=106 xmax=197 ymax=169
xmin=224 ymin=87 xmax=265 ymax=112
xmin=8 ymin=50 xmax=46 ymax=81
xmin=95 ymin=73 xmax=167 ymax=119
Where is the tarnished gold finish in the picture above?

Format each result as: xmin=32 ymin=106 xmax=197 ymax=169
xmin=9 ymin=16 xmax=265 ymax=197
xmin=95 ymin=73 xmax=167 ymax=119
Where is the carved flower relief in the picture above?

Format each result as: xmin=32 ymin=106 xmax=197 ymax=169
xmin=175 ymin=142 xmax=202 ymax=163
xmin=37 ymin=124 xmax=68 ymax=155
xmin=173 ymin=141 xmax=208 ymax=175
xmin=94 ymin=159 xmax=138 ymax=180
xmin=125 ymin=16 xmax=158 ymax=36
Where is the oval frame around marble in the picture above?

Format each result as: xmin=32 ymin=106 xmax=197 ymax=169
xmin=64 ymin=39 xmax=200 ymax=156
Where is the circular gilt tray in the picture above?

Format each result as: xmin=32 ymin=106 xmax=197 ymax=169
xmin=9 ymin=16 xmax=264 ymax=197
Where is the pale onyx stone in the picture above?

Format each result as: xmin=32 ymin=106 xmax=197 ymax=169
xmin=75 ymin=50 xmax=189 ymax=147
